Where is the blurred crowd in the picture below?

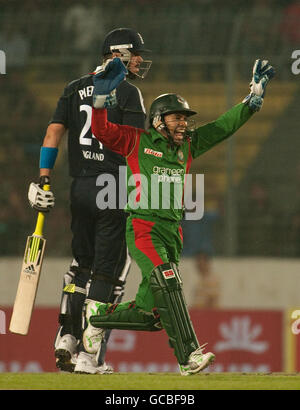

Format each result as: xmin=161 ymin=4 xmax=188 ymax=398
xmin=0 ymin=0 xmax=298 ymax=63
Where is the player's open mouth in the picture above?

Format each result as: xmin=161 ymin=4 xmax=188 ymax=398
xmin=173 ymin=131 xmax=185 ymax=145
xmin=174 ymin=128 xmax=186 ymax=138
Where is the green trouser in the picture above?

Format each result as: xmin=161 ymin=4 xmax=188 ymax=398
xmin=90 ymin=215 xmax=199 ymax=364
xmin=93 ymin=213 xmax=183 ymax=316
xmin=127 ymin=214 xmax=183 ymax=311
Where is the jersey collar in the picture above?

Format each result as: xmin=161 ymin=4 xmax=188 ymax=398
xmin=148 ymin=127 xmax=167 ymax=143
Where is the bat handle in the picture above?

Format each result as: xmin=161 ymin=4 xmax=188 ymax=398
xmin=33 ymin=184 xmax=50 ymax=237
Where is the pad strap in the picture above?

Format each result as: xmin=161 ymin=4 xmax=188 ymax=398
xmin=57 ymin=266 xmax=91 ymax=340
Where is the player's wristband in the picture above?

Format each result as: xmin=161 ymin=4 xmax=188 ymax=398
xmin=39 ymin=146 xmax=58 ymax=169
xmin=242 ymin=94 xmax=263 ymax=112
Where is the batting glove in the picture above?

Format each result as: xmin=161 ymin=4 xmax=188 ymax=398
xmin=92 ymin=57 xmax=128 ymax=109
xmin=243 ymin=59 xmax=275 ymax=112
xmin=28 ymin=176 xmax=55 ymax=212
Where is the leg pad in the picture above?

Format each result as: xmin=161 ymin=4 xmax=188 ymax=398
xmin=150 ymin=263 xmax=199 ymax=364
xmin=90 ymin=302 xmax=162 ymax=332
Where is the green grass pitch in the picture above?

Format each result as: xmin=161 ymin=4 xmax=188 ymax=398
xmin=0 ymin=372 xmax=300 ymax=390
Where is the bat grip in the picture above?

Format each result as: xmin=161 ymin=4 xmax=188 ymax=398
xmin=42 ymin=184 xmax=50 ymax=192
xmin=33 ymin=184 xmax=50 ymax=237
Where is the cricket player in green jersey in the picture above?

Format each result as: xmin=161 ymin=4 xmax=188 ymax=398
xmin=78 ymin=58 xmax=274 ymax=375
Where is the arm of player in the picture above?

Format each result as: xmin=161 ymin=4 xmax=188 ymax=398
xmin=28 ymin=123 xmax=66 ymax=212
xmin=92 ymin=108 xmax=139 ymax=157
xmin=91 ymin=57 xmax=139 ymax=156
xmin=190 ymin=103 xmax=253 ymax=159
xmin=190 ymin=59 xmax=275 ymax=159
xmin=39 ymin=123 xmax=66 ymax=177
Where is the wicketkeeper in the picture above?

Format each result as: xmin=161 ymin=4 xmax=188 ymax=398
xmin=83 ymin=58 xmax=274 ymax=375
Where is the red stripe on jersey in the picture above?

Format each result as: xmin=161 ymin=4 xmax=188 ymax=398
xmin=182 ymin=139 xmax=193 ymax=206
xmin=127 ymin=131 xmax=142 ymax=203
xmin=92 ymin=108 xmax=140 ymax=156
xmin=132 ymin=218 xmax=164 ymax=267
xmin=185 ymin=139 xmax=193 ymax=175
xmin=178 ymin=225 xmax=183 ymax=244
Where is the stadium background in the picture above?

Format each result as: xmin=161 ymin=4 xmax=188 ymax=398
xmin=0 ymin=0 xmax=300 ymax=374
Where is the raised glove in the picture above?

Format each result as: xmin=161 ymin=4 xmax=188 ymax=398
xmin=243 ymin=59 xmax=275 ymax=112
xmin=28 ymin=176 xmax=55 ymax=212
xmin=93 ymin=57 xmax=128 ymax=109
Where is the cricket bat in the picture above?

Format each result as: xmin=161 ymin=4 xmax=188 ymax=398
xmin=9 ymin=185 xmax=50 ymax=335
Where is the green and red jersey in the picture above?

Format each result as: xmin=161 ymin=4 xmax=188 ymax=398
xmin=92 ymin=103 xmax=253 ymax=222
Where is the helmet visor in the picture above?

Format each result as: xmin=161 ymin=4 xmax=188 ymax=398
xmin=110 ymin=44 xmax=152 ymax=79
xmin=131 ymin=59 xmax=152 ymax=79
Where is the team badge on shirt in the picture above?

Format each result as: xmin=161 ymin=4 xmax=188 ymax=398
xmin=177 ymin=149 xmax=184 ymax=164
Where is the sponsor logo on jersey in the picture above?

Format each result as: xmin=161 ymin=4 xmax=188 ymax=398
xmin=162 ymin=269 xmax=175 ymax=279
xmin=144 ymin=148 xmax=163 ymax=158
xmin=152 ymin=166 xmax=184 ymax=175
xmin=152 ymin=165 xmax=184 ymax=184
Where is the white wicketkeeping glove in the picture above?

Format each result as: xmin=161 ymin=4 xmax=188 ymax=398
xmin=28 ymin=177 xmax=55 ymax=212
xmin=243 ymin=59 xmax=275 ymax=112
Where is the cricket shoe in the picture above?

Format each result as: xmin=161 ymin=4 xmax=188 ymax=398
xmin=179 ymin=344 xmax=215 ymax=376
xmin=55 ymin=334 xmax=78 ymax=373
xmin=74 ymin=352 xmax=113 ymax=374
xmin=82 ymin=299 xmax=105 ymax=354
